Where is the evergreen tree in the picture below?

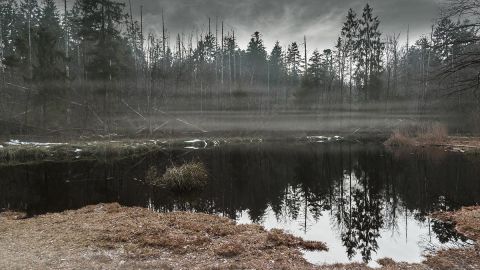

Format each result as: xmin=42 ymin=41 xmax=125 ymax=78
xmin=355 ymin=4 xmax=384 ymax=100
xmin=287 ymin=41 xmax=301 ymax=82
xmin=269 ymin=41 xmax=284 ymax=85
xmin=32 ymin=0 xmax=66 ymax=128
xmin=11 ymin=0 xmax=41 ymax=79
xmin=307 ymin=49 xmax=323 ymax=88
xmin=341 ymin=8 xmax=359 ymax=102
xmin=35 ymin=0 xmax=64 ymax=82
xmin=246 ymin=31 xmax=267 ymax=84
xmin=0 ymin=0 xmax=20 ymax=69
xmin=71 ymin=0 xmax=131 ymax=80
xmin=322 ymin=49 xmax=334 ymax=93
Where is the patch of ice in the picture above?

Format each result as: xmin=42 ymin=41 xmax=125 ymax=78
xmin=184 ymin=146 xmax=200 ymax=150
xmin=185 ymin=139 xmax=203 ymax=143
xmin=185 ymin=139 xmax=208 ymax=148
xmin=5 ymin=139 xmax=68 ymax=147
xmin=306 ymin=135 xmax=343 ymax=143
xmin=74 ymin=149 xmax=82 ymax=153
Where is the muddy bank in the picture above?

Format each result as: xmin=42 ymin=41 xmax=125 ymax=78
xmin=1 ymin=204 xmax=479 ymax=269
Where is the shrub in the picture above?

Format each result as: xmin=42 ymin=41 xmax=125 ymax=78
xmin=385 ymin=122 xmax=448 ymax=147
xmin=146 ymin=161 xmax=208 ymax=192
xmin=384 ymin=130 xmax=416 ymax=147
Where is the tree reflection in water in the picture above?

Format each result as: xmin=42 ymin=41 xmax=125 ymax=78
xmin=1 ymin=142 xmax=479 ymax=263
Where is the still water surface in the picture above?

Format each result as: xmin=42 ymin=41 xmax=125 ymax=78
xmin=1 ymin=142 xmax=478 ymax=266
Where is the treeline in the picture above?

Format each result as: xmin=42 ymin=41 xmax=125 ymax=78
xmin=0 ymin=0 xmax=479 ymax=134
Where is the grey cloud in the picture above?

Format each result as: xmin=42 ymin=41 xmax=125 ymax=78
xmin=60 ymin=0 xmax=443 ymax=51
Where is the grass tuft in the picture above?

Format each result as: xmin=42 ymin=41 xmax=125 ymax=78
xmin=146 ymin=161 xmax=209 ymax=192
xmin=267 ymin=228 xmax=328 ymax=251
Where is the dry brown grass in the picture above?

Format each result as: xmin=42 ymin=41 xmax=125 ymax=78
xmin=146 ymin=161 xmax=209 ymax=192
xmin=432 ymin=206 xmax=480 ymax=244
xmin=385 ymin=122 xmax=448 ymax=147
xmin=384 ymin=131 xmax=416 ymax=147
xmin=426 ymin=206 xmax=480 ymax=270
xmin=267 ymin=228 xmax=328 ymax=251
xmin=0 ymin=203 xmax=328 ymax=269
xmin=2 ymin=204 xmax=479 ymax=269
xmin=0 ymin=210 xmax=28 ymax=220
xmin=214 ymin=241 xmax=245 ymax=257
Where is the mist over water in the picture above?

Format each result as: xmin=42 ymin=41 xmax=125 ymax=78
xmin=1 ymin=0 xmax=480 ymax=267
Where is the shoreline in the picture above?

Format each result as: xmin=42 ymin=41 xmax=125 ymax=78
xmin=1 ymin=204 xmax=479 ymax=269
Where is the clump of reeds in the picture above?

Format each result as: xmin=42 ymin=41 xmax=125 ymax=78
xmin=385 ymin=122 xmax=448 ymax=147
xmin=146 ymin=161 xmax=209 ymax=192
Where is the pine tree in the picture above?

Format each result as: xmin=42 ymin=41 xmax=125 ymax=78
xmin=246 ymin=31 xmax=267 ymax=85
xmin=269 ymin=41 xmax=284 ymax=86
xmin=13 ymin=0 xmax=41 ymax=80
xmin=355 ymin=4 xmax=384 ymax=100
xmin=341 ymin=8 xmax=358 ymax=103
xmin=71 ymin=0 xmax=131 ymax=80
xmin=35 ymin=0 xmax=64 ymax=82
xmin=322 ymin=49 xmax=334 ymax=93
xmin=287 ymin=41 xmax=301 ymax=82
xmin=33 ymin=0 xmax=66 ymax=128
xmin=307 ymin=49 xmax=322 ymax=88
xmin=1 ymin=0 xmax=20 ymax=69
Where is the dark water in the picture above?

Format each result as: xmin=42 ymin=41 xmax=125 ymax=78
xmin=1 ymin=142 xmax=479 ymax=265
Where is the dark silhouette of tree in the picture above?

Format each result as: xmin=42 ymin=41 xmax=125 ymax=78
xmin=33 ymin=0 xmax=66 ymax=128
xmin=287 ymin=42 xmax=302 ymax=83
xmin=355 ymin=4 xmax=384 ymax=101
xmin=245 ymin=31 xmax=267 ymax=85
xmin=269 ymin=41 xmax=284 ymax=86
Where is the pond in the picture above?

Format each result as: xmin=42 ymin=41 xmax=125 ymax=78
xmin=1 ymin=141 xmax=479 ymax=266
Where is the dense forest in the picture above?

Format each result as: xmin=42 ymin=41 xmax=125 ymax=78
xmin=0 ymin=0 xmax=479 ymax=134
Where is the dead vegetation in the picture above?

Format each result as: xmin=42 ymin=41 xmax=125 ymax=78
xmin=267 ymin=228 xmax=328 ymax=251
xmin=432 ymin=206 xmax=480 ymax=245
xmin=385 ymin=122 xmax=448 ymax=147
xmin=0 ymin=203 xmax=327 ymax=269
xmin=425 ymin=206 xmax=480 ymax=270
xmin=146 ymin=161 xmax=209 ymax=192
xmin=0 ymin=140 xmax=164 ymax=164
xmin=1 ymin=204 xmax=479 ymax=269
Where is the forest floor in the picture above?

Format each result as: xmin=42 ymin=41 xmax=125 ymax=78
xmin=1 ymin=203 xmax=479 ymax=270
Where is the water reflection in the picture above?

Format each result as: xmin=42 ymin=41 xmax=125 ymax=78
xmin=0 ymin=143 xmax=478 ymax=264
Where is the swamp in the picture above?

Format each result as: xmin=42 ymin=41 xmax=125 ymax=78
xmin=1 ymin=0 xmax=480 ymax=269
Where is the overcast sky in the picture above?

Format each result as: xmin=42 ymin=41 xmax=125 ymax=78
xmin=61 ymin=0 xmax=445 ymax=52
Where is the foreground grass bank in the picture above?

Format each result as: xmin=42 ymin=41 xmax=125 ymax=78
xmin=0 ymin=203 xmax=327 ymax=270
xmin=1 ymin=204 xmax=479 ymax=269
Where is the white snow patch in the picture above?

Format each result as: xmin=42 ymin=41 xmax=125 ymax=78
xmin=185 ymin=139 xmax=203 ymax=143
xmin=306 ymin=135 xmax=343 ymax=143
xmin=184 ymin=139 xmax=208 ymax=148
xmin=5 ymin=139 xmax=68 ymax=147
